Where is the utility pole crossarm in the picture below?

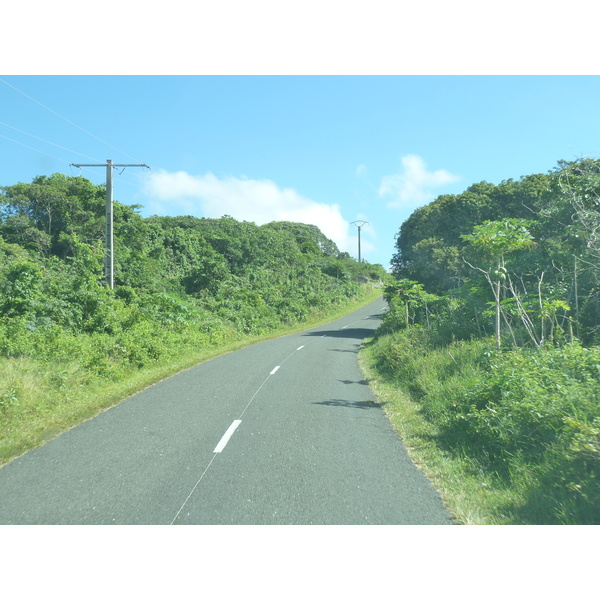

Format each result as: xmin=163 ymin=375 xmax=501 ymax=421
xmin=69 ymin=159 xmax=150 ymax=288
xmin=70 ymin=163 xmax=151 ymax=169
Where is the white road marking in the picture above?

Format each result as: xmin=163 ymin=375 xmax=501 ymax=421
xmin=297 ymin=345 xmax=305 ymax=350
xmin=213 ymin=420 xmax=242 ymax=453
xmin=270 ymin=366 xmax=280 ymax=375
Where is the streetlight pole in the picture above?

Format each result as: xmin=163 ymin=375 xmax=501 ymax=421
xmin=350 ymin=220 xmax=368 ymax=263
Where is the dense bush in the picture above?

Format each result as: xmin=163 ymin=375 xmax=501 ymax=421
xmin=369 ymin=157 xmax=600 ymax=523
xmin=369 ymin=327 xmax=600 ymax=523
xmin=0 ymin=172 xmax=385 ymax=376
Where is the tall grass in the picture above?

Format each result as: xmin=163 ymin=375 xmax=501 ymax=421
xmin=361 ymin=327 xmax=600 ymax=524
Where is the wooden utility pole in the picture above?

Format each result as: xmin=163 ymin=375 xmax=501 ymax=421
xmin=70 ymin=159 xmax=150 ymax=288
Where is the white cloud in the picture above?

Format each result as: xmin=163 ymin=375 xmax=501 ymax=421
xmin=378 ymin=154 xmax=460 ymax=210
xmin=355 ymin=164 xmax=368 ymax=178
xmin=142 ymin=169 xmax=365 ymax=255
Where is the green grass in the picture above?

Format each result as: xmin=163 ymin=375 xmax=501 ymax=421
xmin=0 ymin=288 xmax=383 ymax=467
xmin=359 ymin=328 xmax=600 ymax=524
xmin=359 ymin=342 xmax=513 ymax=524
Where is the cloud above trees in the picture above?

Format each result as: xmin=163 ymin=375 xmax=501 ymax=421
xmin=142 ymin=169 xmax=372 ymax=255
xmin=378 ymin=154 xmax=460 ymax=210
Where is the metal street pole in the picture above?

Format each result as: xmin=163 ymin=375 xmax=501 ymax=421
xmin=350 ymin=220 xmax=368 ymax=263
xmin=70 ymin=160 xmax=150 ymax=288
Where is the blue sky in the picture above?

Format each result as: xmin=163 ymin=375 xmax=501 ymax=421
xmin=2 ymin=75 xmax=600 ymax=268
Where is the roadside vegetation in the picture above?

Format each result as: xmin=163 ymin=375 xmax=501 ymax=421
xmin=0 ymin=173 xmax=386 ymax=466
xmin=362 ymin=158 xmax=600 ymax=524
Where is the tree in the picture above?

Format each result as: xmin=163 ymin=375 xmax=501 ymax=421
xmin=462 ymin=219 xmax=537 ymax=349
xmin=556 ymin=158 xmax=600 ymax=267
xmin=0 ymin=174 xmax=105 ymax=257
xmin=383 ymin=279 xmax=441 ymax=330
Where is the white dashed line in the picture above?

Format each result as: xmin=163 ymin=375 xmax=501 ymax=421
xmin=270 ymin=366 xmax=280 ymax=375
xmin=213 ymin=420 xmax=242 ymax=453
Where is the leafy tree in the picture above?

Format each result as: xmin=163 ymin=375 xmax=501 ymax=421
xmin=263 ymin=221 xmax=340 ymax=257
xmin=383 ymin=279 xmax=440 ymax=330
xmin=388 ymin=161 xmax=600 ymax=346
xmin=555 ymin=158 xmax=600 ymax=267
xmin=462 ymin=219 xmax=537 ymax=349
xmin=0 ymin=174 xmax=106 ymax=257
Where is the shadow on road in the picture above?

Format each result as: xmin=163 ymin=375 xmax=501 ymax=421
xmin=302 ymin=328 xmax=375 ymax=340
xmin=329 ymin=348 xmax=359 ymax=353
xmin=363 ymin=313 xmax=386 ymax=320
xmin=313 ymin=398 xmax=378 ymax=410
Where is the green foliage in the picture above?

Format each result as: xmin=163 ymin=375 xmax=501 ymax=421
xmin=0 ymin=173 xmax=106 ymax=257
xmin=381 ymin=279 xmax=443 ymax=333
xmin=0 ymin=171 xmax=380 ymax=378
xmin=372 ymin=157 xmax=600 ymax=523
xmin=368 ymin=325 xmax=600 ymax=523
xmin=461 ymin=218 xmax=536 ymax=258
xmin=390 ymin=160 xmax=600 ymax=346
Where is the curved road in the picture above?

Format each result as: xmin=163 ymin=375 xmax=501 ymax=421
xmin=0 ymin=298 xmax=452 ymax=525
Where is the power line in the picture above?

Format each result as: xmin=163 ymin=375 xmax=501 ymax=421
xmin=0 ymin=130 xmax=146 ymax=214
xmin=0 ymin=77 xmax=143 ymax=163
xmin=0 ymin=132 xmax=68 ymax=165
xmin=0 ymin=80 xmax=149 ymax=194
xmin=0 ymin=120 xmax=101 ymax=163
xmin=0 ymin=131 xmax=124 ymax=186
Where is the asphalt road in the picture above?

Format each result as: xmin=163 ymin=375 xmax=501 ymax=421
xmin=0 ymin=297 xmax=453 ymax=525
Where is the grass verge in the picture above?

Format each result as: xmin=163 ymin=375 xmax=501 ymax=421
xmin=359 ymin=344 xmax=512 ymax=525
xmin=0 ymin=288 xmax=382 ymax=468
xmin=359 ymin=329 xmax=600 ymax=525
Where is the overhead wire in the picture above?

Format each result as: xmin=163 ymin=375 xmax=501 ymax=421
xmin=0 ymin=132 xmax=67 ymax=165
xmin=0 ymin=77 xmax=144 ymax=164
xmin=0 ymin=129 xmax=143 ymax=191
xmin=0 ymin=78 xmax=151 ymax=195
xmin=0 ymin=120 xmax=102 ymax=163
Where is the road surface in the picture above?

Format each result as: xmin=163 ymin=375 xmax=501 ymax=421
xmin=0 ymin=297 xmax=452 ymax=524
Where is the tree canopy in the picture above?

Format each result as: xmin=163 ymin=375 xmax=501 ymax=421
xmin=389 ymin=158 xmax=600 ymax=346
xmin=0 ymin=173 xmax=386 ymax=343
